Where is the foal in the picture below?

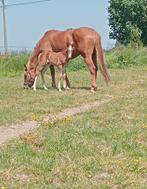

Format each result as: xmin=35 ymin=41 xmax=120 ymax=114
xmin=33 ymin=46 xmax=73 ymax=91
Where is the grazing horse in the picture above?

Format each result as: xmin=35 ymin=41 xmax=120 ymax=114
xmin=24 ymin=46 xmax=73 ymax=91
xmin=24 ymin=27 xmax=111 ymax=91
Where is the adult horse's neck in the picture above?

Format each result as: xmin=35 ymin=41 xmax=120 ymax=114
xmin=27 ymin=42 xmax=41 ymax=72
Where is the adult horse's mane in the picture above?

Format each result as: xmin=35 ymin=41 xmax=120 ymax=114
xmin=27 ymin=42 xmax=42 ymax=71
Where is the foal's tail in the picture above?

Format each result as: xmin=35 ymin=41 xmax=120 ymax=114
xmin=95 ymin=35 xmax=111 ymax=84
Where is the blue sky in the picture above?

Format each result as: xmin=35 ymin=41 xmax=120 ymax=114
xmin=0 ymin=0 xmax=115 ymax=51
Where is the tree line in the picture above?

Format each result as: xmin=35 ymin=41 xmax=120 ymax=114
xmin=108 ymin=0 xmax=147 ymax=46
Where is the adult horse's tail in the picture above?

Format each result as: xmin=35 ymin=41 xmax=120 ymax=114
xmin=95 ymin=35 xmax=111 ymax=84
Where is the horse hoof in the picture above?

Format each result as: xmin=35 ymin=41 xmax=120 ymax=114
xmin=91 ymin=88 xmax=95 ymax=92
xmin=66 ymin=87 xmax=70 ymax=90
xmin=91 ymin=86 xmax=97 ymax=92
xmin=91 ymin=87 xmax=97 ymax=92
xmin=52 ymin=83 xmax=56 ymax=88
xmin=58 ymin=89 xmax=62 ymax=92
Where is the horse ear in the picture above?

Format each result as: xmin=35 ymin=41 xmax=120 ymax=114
xmin=24 ymin=64 xmax=27 ymax=71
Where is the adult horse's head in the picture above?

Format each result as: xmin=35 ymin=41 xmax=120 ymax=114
xmin=23 ymin=64 xmax=35 ymax=89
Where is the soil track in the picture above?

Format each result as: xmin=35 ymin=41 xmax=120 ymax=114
xmin=0 ymin=95 xmax=113 ymax=146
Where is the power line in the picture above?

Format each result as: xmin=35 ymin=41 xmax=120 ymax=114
xmin=0 ymin=0 xmax=52 ymax=8
xmin=0 ymin=45 xmax=33 ymax=48
xmin=0 ymin=0 xmax=53 ymax=53
xmin=1 ymin=0 xmax=8 ymax=54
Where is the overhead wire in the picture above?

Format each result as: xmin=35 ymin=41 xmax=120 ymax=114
xmin=0 ymin=0 xmax=52 ymax=8
xmin=0 ymin=0 xmax=53 ymax=52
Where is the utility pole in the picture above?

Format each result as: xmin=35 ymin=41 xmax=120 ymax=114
xmin=2 ymin=0 xmax=8 ymax=54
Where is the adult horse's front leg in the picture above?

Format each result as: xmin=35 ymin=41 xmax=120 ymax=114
xmin=32 ymin=76 xmax=38 ymax=91
xmin=41 ymin=72 xmax=48 ymax=90
xmin=65 ymin=72 xmax=70 ymax=89
xmin=57 ymin=65 xmax=63 ymax=92
xmin=84 ymin=56 xmax=97 ymax=91
xmin=50 ymin=65 xmax=56 ymax=88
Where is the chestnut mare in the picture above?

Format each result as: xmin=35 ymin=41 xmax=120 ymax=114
xmin=24 ymin=27 xmax=111 ymax=91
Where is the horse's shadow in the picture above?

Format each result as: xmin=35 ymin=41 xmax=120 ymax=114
xmin=35 ymin=86 xmax=91 ymax=91
xmin=71 ymin=86 xmax=90 ymax=90
xmin=22 ymin=86 xmax=91 ymax=91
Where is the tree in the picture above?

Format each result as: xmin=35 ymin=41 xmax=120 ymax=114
xmin=108 ymin=0 xmax=147 ymax=46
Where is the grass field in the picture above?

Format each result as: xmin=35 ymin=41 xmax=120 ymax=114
xmin=0 ymin=64 xmax=147 ymax=188
xmin=0 ymin=65 xmax=147 ymax=127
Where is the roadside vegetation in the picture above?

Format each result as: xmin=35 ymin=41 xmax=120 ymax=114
xmin=0 ymin=46 xmax=147 ymax=77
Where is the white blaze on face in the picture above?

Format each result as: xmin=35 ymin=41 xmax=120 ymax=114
xmin=68 ymin=45 xmax=73 ymax=59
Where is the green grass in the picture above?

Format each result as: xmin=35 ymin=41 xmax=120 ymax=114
xmin=0 ymin=70 xmax=102 ymax=126
xmin=0 ymin=66 xmax=147 ymax=188
xmin=0 ymin=66 xmax=147 ymax=126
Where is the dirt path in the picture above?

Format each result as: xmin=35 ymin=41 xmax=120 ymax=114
xmin=0 ymin=95 xmax=113 ymax=146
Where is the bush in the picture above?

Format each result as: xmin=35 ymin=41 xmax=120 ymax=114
xmin=106 ymin=46 xmax=147 ymax=69
xmin=67 ymin=56 xmax=86 ymax=71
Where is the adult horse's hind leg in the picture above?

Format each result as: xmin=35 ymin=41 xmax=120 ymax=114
xmin=84 ymin=54 xmax=97 ymax=91
xmin=41 ymin=72 xmax=48 ymax=90
xmin=32 ymin=76 xmax=38 ymax=91
xmin=92 ymin=48 xmax=98 ymax=79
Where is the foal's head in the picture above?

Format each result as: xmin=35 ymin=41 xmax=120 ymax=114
xmin=23 ymin=64 xmax=35 ymax=89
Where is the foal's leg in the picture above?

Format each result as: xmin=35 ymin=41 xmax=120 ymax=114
xmin=62 ymin=65 xmax=67 ymax=89
xmin=62 ymin=65 xmax=70 ymax=90
xmin=57 ymin=65 xmax=63 ymax=92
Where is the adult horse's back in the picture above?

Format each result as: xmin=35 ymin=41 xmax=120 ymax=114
xmin=39 ymin=29 xmax=74 ymax=51
xmin=72 ymin=27 xmax=111 ymax=90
